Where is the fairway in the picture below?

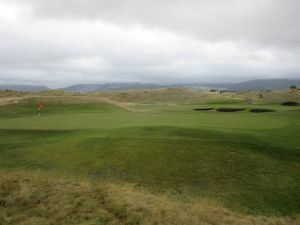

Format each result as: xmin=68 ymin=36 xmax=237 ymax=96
xmin=0 ymin=97 xmax=299 ymax=219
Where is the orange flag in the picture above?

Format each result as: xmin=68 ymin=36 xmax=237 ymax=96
xmin=37 ymin=103 xmax=45 ymax=110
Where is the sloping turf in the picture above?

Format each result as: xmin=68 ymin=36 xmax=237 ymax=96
xmin=0 ymin=101 xmax=299 ymax=216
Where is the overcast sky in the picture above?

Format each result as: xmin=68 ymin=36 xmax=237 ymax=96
xmin=0 ymin=0 xmax=299 ymax=87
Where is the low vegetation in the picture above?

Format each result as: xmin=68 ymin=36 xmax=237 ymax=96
xmin=1 ymin=171 xmax=299 ymax=225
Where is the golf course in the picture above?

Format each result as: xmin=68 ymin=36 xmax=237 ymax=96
xmin=0 ymin=89 xmax=299 ymax=225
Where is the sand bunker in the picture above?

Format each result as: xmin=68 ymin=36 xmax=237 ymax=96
xmin=281 ymin=102 xmax=299 ymax=106
xmin=193 ymin=108 xmax=214 ymax=111
xmin=216 ymin=108 xmax=246 ymax=112
xmin=249 ymin=108 xmax=275 ymax=113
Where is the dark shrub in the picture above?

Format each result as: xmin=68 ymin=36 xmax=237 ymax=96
xmin=219 ymin=91 xmax=228 ymax=94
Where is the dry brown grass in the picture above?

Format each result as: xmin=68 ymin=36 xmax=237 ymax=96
xmin=0 ymin=90 xmax=27 ymax=98
xmin=1 ymin=88 xmax=299 ymax=107
xmin=0 ymin=171 xmax=299 ymax=225
xmin=222 ymin=89 xmax=300 ymax=104
xmin=88 ymin=88 xmax=300 ymax=104
xmin=88 ymin=88 xmax=242 ymax=104
xmin=0 ymin=95 xmax=136 ymax=112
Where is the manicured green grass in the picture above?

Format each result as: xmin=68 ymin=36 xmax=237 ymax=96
xmin=0 ymin=100 xmax=299 ymax=216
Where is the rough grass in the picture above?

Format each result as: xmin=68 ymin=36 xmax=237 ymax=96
xmin=1 ymin=88 xmax=300 ymax=105
xmin=88 ymin=88 xmax=246 ymax=104
xmin=87 ymin=88 xmax=300 ymax=105
xmin=1 ymin=171 xmax=299 ymax=225
xmin=0 ymin=90 xmax=25 ymax=98
xmin=221 ymin=89 xmax=300 ymax=104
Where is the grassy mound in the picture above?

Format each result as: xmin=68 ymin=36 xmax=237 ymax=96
xmin=0 ymin=125 xmax=299 ymax=216
xmin=281 ymin=102 xmax=299 ymax=106
xmin=216 ymin=108 xmax=246 ymax=112
xmin=249 ymin=108 xmax=275 ymax=113
xmin=89 ymin=88 xmax=246 ymax=104
xmin=193 ymin=107 xmax=214 ymax=111
xmin=0 ymin=171 xmax=299 ymax=225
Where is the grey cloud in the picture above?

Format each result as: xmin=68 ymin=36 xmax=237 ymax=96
xmin=0 ymin=0 xmax=299 ymax=86
xmin=13 ymin=0 xmax=300 ymax=48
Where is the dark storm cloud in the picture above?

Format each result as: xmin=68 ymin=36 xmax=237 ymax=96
xmin=0 ymin=0 xmax=299 ymax=87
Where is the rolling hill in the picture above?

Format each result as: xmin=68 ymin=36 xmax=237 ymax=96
xmin=62 ymin=79 xmax=300 ymax=92
xmin=1 ymin=79 xmax=299 ymax=93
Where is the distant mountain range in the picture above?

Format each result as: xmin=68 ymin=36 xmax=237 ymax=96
xmin=183 ymin=79 xmax=300 ymax=91
xmin=62 ymin=82 xmax=166 ymax=93
xmin=0 ymin=85 xmax=50 ymax=92
xmin=225 ymin=79 xmax=300 ymax=91
xmin=1 ymin=79 xmax=299 ymax=92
